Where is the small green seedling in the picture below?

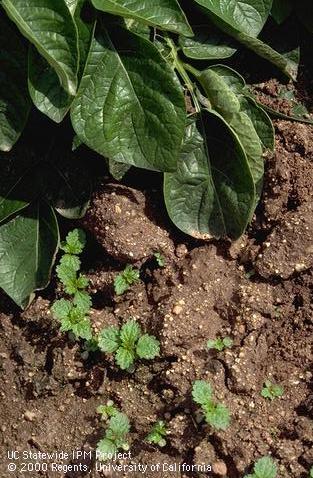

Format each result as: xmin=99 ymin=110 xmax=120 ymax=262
xmin=97 ymin=411 xmax=130 ymax=461
xmin=51 ymin=229 xmax=92 ymax=341
xmin=244 ymin=456 xmax=277 ymax=478
xmin=97 ymin=400 xmax=119 ymax=421
xmin=207 ymin=337 xmax=233 ymax=352
xmin=114 ymin=265 xmax=140 ymax=295
xmin=192 ymin=380 xmax=230 ymax=431
xmin=98 ymin=319 xmax=160 ymax=370
xmin=154 ymin=252 xmax=165 ymax=267
xmin=261 ymin=381 xmax=284 ymax=400
xmin=309 ymin=466 xmax=313 ymax=478
xmin=146 ymin=420 xmax=167 ymax=447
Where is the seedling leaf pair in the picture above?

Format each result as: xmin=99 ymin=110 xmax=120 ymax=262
xmin=192 ymin=380 xmax=230 ymax=430
xmin=97 ymin=412 xmax=130 ymax=461
xmin=261 ymin=381 xmax=284 ymax=400
xmin=114 ymin=265 xmax=140 ymax=295
xmin=146 ymin=421 xmax=167 ymax=447
xmin=207 ymin=337 xmax=233 ymax=351
xmin=98 ymin=319 xmax=160 ymax=370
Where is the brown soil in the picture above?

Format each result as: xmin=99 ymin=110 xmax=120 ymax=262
xmin=0 ymin=84 xmax=312 ymax=478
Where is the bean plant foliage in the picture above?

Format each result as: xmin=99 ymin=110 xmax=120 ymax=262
xmin=0 ymin=0 xmax=312 ymax=307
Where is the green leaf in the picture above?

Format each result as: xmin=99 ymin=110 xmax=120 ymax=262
xmin=28 ymin=46 xmax=73 ymax=123
xmin=56 ymin=262 xmax=77 ymax=288
xmin=96 ymin=438 xmax=117 ymax=461
xmin=193 ymin=0 xmax=272 ymax=37
xmin=254 ymin=456 xmax=277 ymax=478
xmin=73 ymin=290 xmax=92 ymax=315
xmin=0 ymin=201 xmax=59 ymax=308
xmin=61 ymin=228 xmax=86 ymax=255
xmin=240 ymin=96 xmax=274 ymax=151
xmin=98 ymin=326 xmax=120 ymax=353
xmin=271 ymin=0 xmax=293 ymax=24
xmin=71 ymin=24 xmax=186 ymax=172
xmin=194 ymin=0 xmax=297 ymax=79
xmin=59 ymin=254 xmax=81 ymax=272
xmin=120 ymin=320 xmax=141 ymax=348
xmin=51 ymin=298 xmax=73 ymax=320
xmin=91 ymin=0 xmax=193 ymax=37
xmin=0 ymin=15 xmax=31 ymax=151
xmin=205 ymin=403 xmax=230 ymax=430
xmin=115 ymin=347 xmax=135 ymax=370
xmin=114 ymin=265 xmax=140 ymax=295
xmin=0 ymin=166 xmax=35 ymax=225
xmin=164 ymin=113 xmax=255 ymax=240
xmin=108 ymin=412 xmax=130 ymax=438
xmin=146 ymin=421 xmax=167 ymax=446
xmin=179 ymin=27 xmax=236 ymax=60
xmin=207 ymin=337 xmax=233 ymax=351
xmin=2 ymin=0 xmax=79 ymax=96
xmin=72 ymin=319 xmax=92 ymax=340
xmin=228 ymin=112 xmax=264 ymax=198
xmin=192 ymin=380 xmax=213 ymax=406
xmin=136 ymin=334 xmax=160 ymax=360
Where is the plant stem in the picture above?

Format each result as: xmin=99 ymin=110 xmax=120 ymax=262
xmin=164 ymin=36 xmax=201 ymax=112
xmin=183 ymin=63 xmax=201 ymax=79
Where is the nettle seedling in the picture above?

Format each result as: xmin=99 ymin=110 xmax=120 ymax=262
xmin=98 ymin=319 xmax=160 ymax=370
xmin=207 ymin=337 xmax=233 ymax=352
xmin=244 ymin=456 xmax=277 ymax=478
xmin=310 ymin=466 xmax=313 ymax=478
xmin=154 ymin=252 xmax=166 ymax=268
xmin=97 ymin=408 xmax=130 ymax=461
xmin=192 ymin=380 xmax=230 ymax=431
xmin=114 ymin=265 xmax=140 ymax=295
xmin=51 ymin=229 xmax=93 ymax=341
xmin=97 ymin=401 xmax=119 ymax=421
xmin=146 ymin=420 xmax=167 ymax=447
xmin=261 ymin=381 xmax=284 ymax=400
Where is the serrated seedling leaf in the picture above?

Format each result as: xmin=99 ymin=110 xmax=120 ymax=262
xmin=205 ymin=403 xmax=230 ymax=430
xmin=120 ymin=320 xmax=141 ymax=348
xmin=108 ymin=412 xmax=130 ymax=438
xmin=96 ymin=438 xmax=117 ymax=461
xmin=254 ymin=456 xmax=277 ymax=478
xmin=136 ymin=334 xmax=160 ymax=360
xmin=72 ymin=319 xmax=93 ymax=341
xmin=115 ymin=347 xmax=135 ymax=370
xmin=192 ymin=380 xmax=213 ymax=405
xmin=61 ymin=228 xmax=86 ymax=255
xmin=60 ymin=254 xmax=81 ymax=272
xmin=73 ymin=290 xmax=92 ymax=315
xmin=98 ymin=326 xmax=120 ymax=353
xmin=51 ymin=299 xmax=72 ymax=320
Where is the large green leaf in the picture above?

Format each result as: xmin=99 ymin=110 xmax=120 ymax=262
xmin=2 ymin=0 xmax=79 ymax=96
xmin=179 ymin=27 xmax=237 ymax=60
xmin=0 ymin=201 xmax=59 ymax=308
xmin=164 ymin=114 xmax=255 ymax=240
xmin=71 ymin=25 xmax=186 ymax=172
xmin=27 ymin=1 xmax=93 ymax=122
xmin=193 ymin=0 xmax=296 ymax=79
xmin=193 ymin=0 xmax=273 ymax=36
xmin=91 ymin=0 xmax=193 ymax=37
xmin=0 ymin=15 xmax=31 ymax=151
xmin=198 ymin=65 xmax=273 ymax=198
xmin=28 ymin=47 xmax=73 ymax=123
